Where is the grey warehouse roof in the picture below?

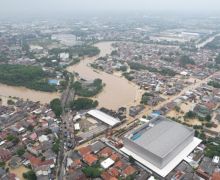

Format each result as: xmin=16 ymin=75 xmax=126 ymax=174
xmin=132 ymin=118 xmax=194 ymax=158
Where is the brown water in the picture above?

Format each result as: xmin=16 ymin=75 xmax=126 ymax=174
xmin=0 ymin=41 xmax=139 ymax=107
xmin=0 ymin=83 xmax=60 ymax=104
xmin=66 ymin=42 xmax=139 ymax=110
xmin=9 ymin=165 xmax=29 ymax=180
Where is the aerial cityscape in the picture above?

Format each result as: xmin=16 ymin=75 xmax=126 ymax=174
xmin=0 ymin=0 xmax=220 ymax=180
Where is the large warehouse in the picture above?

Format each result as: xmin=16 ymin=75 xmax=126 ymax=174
xmin=87 ymin=109 xmax=121 ymax=127
xmin=121 ymin=116 xmax=202 ymax=177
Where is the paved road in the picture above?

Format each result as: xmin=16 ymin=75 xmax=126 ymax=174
xmin=57 ymin=79 xmax=76 ymax=180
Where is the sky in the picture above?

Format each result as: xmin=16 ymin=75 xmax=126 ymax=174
xmin=0 ymin=0 xmax=220 ymax=16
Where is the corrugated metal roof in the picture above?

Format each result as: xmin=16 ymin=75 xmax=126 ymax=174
xmin=87 ymin=109 xmax=120 ymax=126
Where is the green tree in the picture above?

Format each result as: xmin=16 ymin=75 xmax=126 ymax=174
xmin=185 ymin=111 xmax=196 ymax=119
xmin=120 ymin=66 xmax=128 ymax=72
xmin=205 ymin=114 xmax=212 ymax=122
xmin=72 ymin=79 xmax=104 ymax=97
xmin=50 ymin=99 xmax=63 ymax=117
xmin=215 ymin=54 xmax=220 ymax=64
xmin=0 ymin=64 xmax=56 ymax=92
xmin=52 ymin=138 xmax=60 ymax=154
xmin=7 ymin=134 xmax=19 ymax=143
xmin=208 ymin=81 xmax=220 ymax=88
xmin=16 ymin=148 xmax=25 ymax=156
xmin=70 ymin=98 xmax=98 ymax=110
xmin=179 ymin=55 xmax=195 ymax=67
xmin=82 ymin=166 xmax=102 ymax=178
xmin=23 ymin=170 xmax=37 ymax=180
xmin=7 ymin=99 xmax=15 ymax=105
xmin=0 ymin=161 xmax=5 ymax=168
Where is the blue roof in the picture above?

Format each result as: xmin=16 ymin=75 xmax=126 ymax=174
xmin=48 ymin=79 xmax=59 ymax=85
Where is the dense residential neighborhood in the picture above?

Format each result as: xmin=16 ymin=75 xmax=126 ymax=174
xmin=0 ymin=6 xmax=220 ymax=180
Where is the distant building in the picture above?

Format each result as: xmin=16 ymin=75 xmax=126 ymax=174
xmin=59 ymin=52 xmax=69 ymax=61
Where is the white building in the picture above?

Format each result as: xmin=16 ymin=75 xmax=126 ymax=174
xmin=87 ymin=109 xmax=121 ymax=127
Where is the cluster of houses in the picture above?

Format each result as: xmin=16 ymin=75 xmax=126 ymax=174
xmin=64 ymin=140 xmax=148 ymax=180
xmin=0 ymin=98 xmax=60 ymax=179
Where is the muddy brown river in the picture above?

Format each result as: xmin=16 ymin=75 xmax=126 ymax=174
xmin=67 ymin=42 xmax=139 ymax=110
xmin=0 ymin=83 xmax=60 ymax=104
xmin=0 ymin=42 xmax=139 ymax=108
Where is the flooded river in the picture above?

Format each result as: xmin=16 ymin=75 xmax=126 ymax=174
xmin=67 ymin=42 xmax=140 ymax=110
xmin=0 ymin=83 xmax=60 ymax=104
xmin=0 ymin=41 xmax=139 ymax=108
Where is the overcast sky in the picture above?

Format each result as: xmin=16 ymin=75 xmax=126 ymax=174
xmin=0 ymin=0 xmax=220 ymax=16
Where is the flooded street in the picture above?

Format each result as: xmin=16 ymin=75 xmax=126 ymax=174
xmin=0 ymin=83 xmax=60 ymax=104
xmin=9 ymin=165 xmax=30 ymax=180
xmin=67 ymin=42 xmax=140 ymax=110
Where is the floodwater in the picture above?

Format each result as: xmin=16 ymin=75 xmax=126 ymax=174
xmin=0 ymin=41 xmax=139 ymax=108
xmin=9 ymin=165 xmax=30 ymax=180
xmin=0 ymin=83 xmax=60 ymax=104
xmin=67 ymin=42 xmax=139 ymax=110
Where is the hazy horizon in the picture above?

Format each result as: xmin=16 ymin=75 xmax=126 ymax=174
xmin=1 ymin=0 xmax=220 ymax=18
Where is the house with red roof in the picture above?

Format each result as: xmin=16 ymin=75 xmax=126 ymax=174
xmin=110 ymin=153 xmax=120 ymax=162
xmin=83 ymin=154 xmax=98 ymax=166
xmin=107 ymin=167 xmax=120 ymax=178
xmin=212 ymin=172 xmax=220 ymax=180
xmin=122 ymin=165 xmax=137 ymax=178
xmin=101 ymin=171 xmax=117 ymax=180
xmin=78 ymin=146 xmax=92 ymax=157
xmin=99 ymin=147 xmax=113 ymax=158
xmin=114 ymin=160 xmax=127 ymax=171
xmin=0 ymin=148 xmax=12 ymax=162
